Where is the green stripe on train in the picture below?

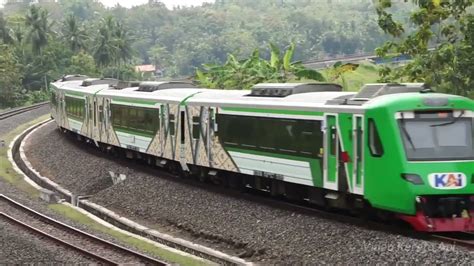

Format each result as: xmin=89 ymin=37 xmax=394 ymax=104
xmin=225 ymin=146 xmax=323 ymax=187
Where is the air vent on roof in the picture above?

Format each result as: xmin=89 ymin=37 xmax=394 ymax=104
xmin=61 ymin=74 xmax=88 ymax=82
xmin=346 ymin=83 xmax=428 ymax=105
xmin=248 ymin=83 xmax=342 ymax=97
xmin=111 ymin=80 xmax=141 ymax=90
xmin=81 ymin=78 xmax=119 ymax=87
xmin=137 ymin=81 xmax=196 ymax=92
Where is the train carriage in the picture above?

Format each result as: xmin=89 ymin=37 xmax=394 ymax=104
xmin=50 ymin=78 xmax=474 ymax=232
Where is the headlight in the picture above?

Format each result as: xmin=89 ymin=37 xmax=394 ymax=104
xmin=401 ymin=173 xmax=424 ymax=185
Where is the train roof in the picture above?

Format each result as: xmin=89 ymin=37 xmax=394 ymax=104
xmin=97 ymin=86 xmax=209 ymax=104
xmin=51 ymin=80 xmax=109 ymax=94
xmin=52 ymin=80 xmax=472 ymax=113
xmin=185 ymin=90 xmax=357 ymax=110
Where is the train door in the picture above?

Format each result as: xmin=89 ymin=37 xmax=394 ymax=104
xmin=87 ymin=96 xmax=93 ymax=137
xmin=179 ymin=107 xmax=189 ymax=171
xmin=324 ymin=114 xmax=339 ymax=191
xmin=352 ymin=115 xmax=364 ymax=195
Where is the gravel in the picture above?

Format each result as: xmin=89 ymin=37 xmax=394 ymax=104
xmin=0 ymin=105 xmax=50 ymax=136
xmin=23 ymin=122 xmax=474 ymax=264
xmin=0 ymin=219 xmax=94 ymax=264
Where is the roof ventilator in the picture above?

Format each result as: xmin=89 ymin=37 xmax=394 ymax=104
xmin=332 ymin=83 xmax=429 ymax=105
xmin=110 ymin=80 xmax=141 ymax=90
xmin=60 ymin=74 xmax=89 ymax=82
xmin=81 ymin=78 xmax=119 ymax=87
xmin=248 ymin=83 xmax=342 ymax=97
xmin=137 ymin=81 xmax=197 ymax=92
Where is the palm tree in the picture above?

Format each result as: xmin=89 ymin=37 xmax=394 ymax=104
xmin=25 ymin=5 xmax=50 ymax=55
xmin=112 ymin=21 xmax=133 ymax=65
xmin=62 ymin=14 xmax=87 ymax=52
xmin=93 ymin=17 xmax=133 ymax=67
xmin=93 ymin=17 xmax=116 ymax=67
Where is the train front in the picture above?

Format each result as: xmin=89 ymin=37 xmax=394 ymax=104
xmin=365 ymin=92 xmax=474 ymax=232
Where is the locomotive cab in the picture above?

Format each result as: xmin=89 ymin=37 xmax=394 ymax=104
xmin=364 ymin=93 xmax=474 ymax=232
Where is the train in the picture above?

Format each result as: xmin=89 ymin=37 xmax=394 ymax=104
xmin=50 ymin=75 xmax=474 ymax=232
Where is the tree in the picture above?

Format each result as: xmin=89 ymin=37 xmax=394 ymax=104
xmin=374 ymin=0 xmax=473 ymax=96
xmin=195 ymin=42 xmax=325 ymax=90
xmin=93 ymin=16 xmax=133 ymax=67
xmin=0 ymin=12 xmax=13 ymax=44
xmin=0 ymin=45 xmax=26 ymax=108
xmin=93 ymin=17 xmax=116 ymax=66
xmin=25 ymin=5 xmax=50 ymax=55
xmin=112 ymin=21 xmax=133 ymax=65
xmin=62 ymin=14 xmax=87 ymax=52
xmin=65 ymin=51 xmax=98 ymax=76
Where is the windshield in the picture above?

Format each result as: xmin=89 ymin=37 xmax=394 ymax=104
xmin=399 ymin=116 xmax=474 ymax=161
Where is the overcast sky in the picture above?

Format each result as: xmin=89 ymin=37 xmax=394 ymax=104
xmin=99 ymin=0 xmax=215 ymax=9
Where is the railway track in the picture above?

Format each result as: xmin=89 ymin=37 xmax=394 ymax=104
xmin=431 ymin=232 xmax=474 ymax=250
xmin=0 ymin=102 xmax=49 ymax=121
xmin=0 ymin=194 xmax=168 ymax=265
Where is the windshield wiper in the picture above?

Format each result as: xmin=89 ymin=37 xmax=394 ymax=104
xmin=400 ymin=113 xmax=416 ymax=150
xmin=430 ymin=111 xmax=465 ymax=127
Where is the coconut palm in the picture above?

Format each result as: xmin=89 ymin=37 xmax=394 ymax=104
xmin=24 ymin=5 xmax=50 ymax=55
xmin=93 ymin=17 xmax=116 ymax=66
xmin=112 ymin=21 xmax=133 ymax=65
xmin=62 ymin=14 xmax=87 ymax=52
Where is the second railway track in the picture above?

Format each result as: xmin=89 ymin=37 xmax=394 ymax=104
xmin=0 ymin=194 xmax=167 ymax=265
xmin=0 ymin=102 xmax=49 ymax=121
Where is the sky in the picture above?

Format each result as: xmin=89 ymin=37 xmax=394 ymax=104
xmin=98 ymin=0 xmax=215 ymax=9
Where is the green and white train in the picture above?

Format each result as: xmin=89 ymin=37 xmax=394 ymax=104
xmin=50 ymin=76 xmax=474 ymax=232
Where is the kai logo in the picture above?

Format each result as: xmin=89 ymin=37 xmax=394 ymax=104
xmin=428 ymin=173 xmax=467 ymax=189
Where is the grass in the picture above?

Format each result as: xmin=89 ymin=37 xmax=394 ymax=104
xmin=0 ymin=114 xmax=51 ymax=196
xmin=49 ymin=204 xmax=208 ymax=266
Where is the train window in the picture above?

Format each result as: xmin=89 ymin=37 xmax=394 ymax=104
xmin=110 ymin=104 xmax=159 ymax=136
xmin=192 ymin=116 xmax=200 ymax=139
xmin=329 ymin=126 xmax=337 ymax=156
xmin=217 ymin=114 xmax=322 ymax=158
xmin=169 ymin=114 xmax=175 ymax=136
xmin=65 ymin=96 xmax=85 ymax=120
xmin=98 ymin=105 xmax=103 ymax=123
xmin=180 ymin=111 xmax=185 ymax=144
xmin=368 ymin=119 xmax=384 ymax=157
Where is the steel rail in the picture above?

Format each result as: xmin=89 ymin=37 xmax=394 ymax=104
xmin=431 ymin=232 xmax=474 ymax=250
xmin=0 ymin=212 xmax=118 ymax=265
xmin=0 ymin=102 xmax=49 ymax=121
xmin=0 ymin=194 xmax=168 ymax=265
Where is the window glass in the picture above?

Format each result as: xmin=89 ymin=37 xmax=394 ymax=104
xmin=110 ymin=104 xmax=159 ymax=136
xmin=192 ymin=116 xmax=200 ymax=139
xmin=399 ymin=117 xmax=474 ymax=161
xmin=217 ymin=114 xmax=322 ymax=157
xmin=368 ymin=119 xmax=384 ymax=157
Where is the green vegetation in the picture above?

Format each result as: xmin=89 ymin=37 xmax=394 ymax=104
xmin=49 ymin=204 xmax=208 ymax=266
xmin=375 ymin=0 xmax=473 ymax=97
xmin=0 ymin=114 xmax=50 ymax=196
xmin=1 ymin=0 xmax=402 ymax=108
xmin=195 ymin=43 xmax=324 ymax=89
xmin=1 ymin=0 xmax=471 ymax=108
xmin=322 ymin=62 xmax=381 ymax=92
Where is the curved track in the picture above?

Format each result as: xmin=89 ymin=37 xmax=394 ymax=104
xmin=0 ymin=194 xmax=168 ymax=265
xmin=0 ymin=102 xmax=49 ymax=121
xmin=431 ymin=232 xmax=474 ymax=250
